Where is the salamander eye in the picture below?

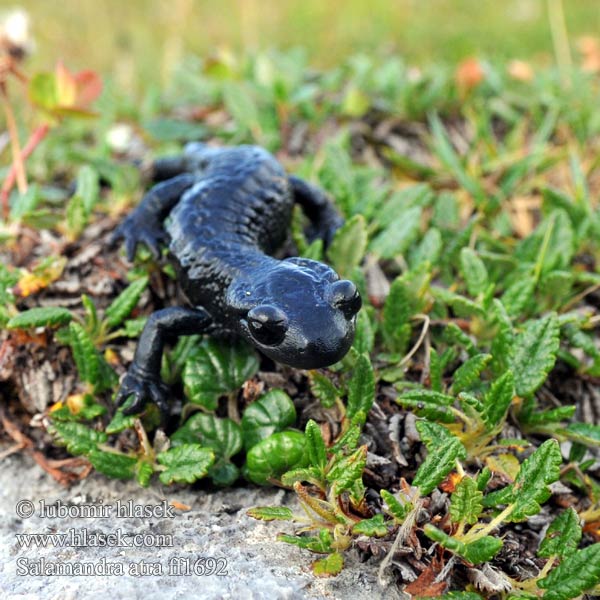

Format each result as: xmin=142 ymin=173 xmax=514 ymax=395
xmin=329 ymin=280 xmax=361 ymax=318
xmin=247 ymin=305 xmax=288 ymax=346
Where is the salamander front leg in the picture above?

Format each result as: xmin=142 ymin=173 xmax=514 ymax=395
xmin=115 ymin=307 xmax=212 ymax=419
xmin=110 ymin=174 xmax=196 ymax=260
xmin=289 ymin=175 xmax=344 ymax=247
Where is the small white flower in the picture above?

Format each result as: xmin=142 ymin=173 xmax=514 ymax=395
xmin=0 ymin=8 xmax=34 ymax=56
xmin=106 ymin=124 xmax=134 ymax=153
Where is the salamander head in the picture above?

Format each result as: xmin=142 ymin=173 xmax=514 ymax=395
xmin=227 ymin=257 xmax=361 ymax=369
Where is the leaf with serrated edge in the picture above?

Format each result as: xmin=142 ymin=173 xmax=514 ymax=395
xmin=460 ymin=248 xmax=489 ymax=297
xmin=157 ymin=444 xmax=214 ymax=484
xmin=351 ymin=514 xmax=388 ymax=537
xmin=482 ymin=370 xmax=514 ymax=429
xmin=48 ymin=421 xmax=107 ymax=455
xmin=309 ymin=372 xmax=339 ymax=408
xmin=325 ymin=445 xmax=367 ymax=492
xmin=381 ymin=489 xmax=411 ymax=522
xmin=305 ymin=420 xmax=327 ymax=469
xmin=247 ymin=506 xmax=294 ymax=522
xmin=347 ymin=353 xmax=375 ymax=421
xmin=416 ymin=420 xmax=454 ymax=451
xmin=413 ymin=437 xmax=467 ymax=496
xmin=450 ymin=477 xmax=483 ymax=525
xmin=327 ymin=214 xmax=367 ymax=278
xmin=510 ymin=314 xmax=559 ymax=397
xmin=312 ymin=552 xmax=344 ymax=577
xmin=104 ymin=276 xmax=148 ymax=329
xmin=538 ymin=508 xmax=582 ymax=559
xmin=538 ymin=543 xmax=600 ymax=600
xmin=486 ymin=439 xmax=562 ymax=519
xmin=451 ymin=353 xmax=492 ymax=395
xmin=8 ymin=306 xmax=73 ymax=329
xmin=88 ymin=450 xmax=137 ymax=480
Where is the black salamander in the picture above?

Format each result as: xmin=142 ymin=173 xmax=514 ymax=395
xmin=111 ymin=143 xmax=361 ymax=416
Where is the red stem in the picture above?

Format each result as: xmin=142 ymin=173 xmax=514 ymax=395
xmin=1 ymin=122 xmax=50 ymax=220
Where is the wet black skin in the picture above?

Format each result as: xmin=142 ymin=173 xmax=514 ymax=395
xmin=110 ymin=143 xmax=362 ymax=417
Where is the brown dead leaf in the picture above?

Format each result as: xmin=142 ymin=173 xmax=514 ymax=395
xmin=404 ymin=564 xmax=447 ymax=597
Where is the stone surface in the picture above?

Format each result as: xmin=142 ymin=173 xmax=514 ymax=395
xmin=0 ymin=452 xmax=399 ymax=599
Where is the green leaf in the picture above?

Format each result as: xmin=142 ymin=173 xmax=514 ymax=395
xmin=443 ymin=322 xmax=476 ymax=356
xmin=312 ymin=552 xmax=344 ymax=577
xmin=380 ymin=489 xmax=411 ymax=522
xmin=370 ymin=205 xmax=422 ymax=259
xmin=424 ymin=524 xmax=502 ymax=563
xmin=66 ymin=194 xmax=86 ymax=239
xmin=223 ymin=81 xmax=261 ymax=134
xmin=247 ymin=506 xmax=295 ymax=522
xmin=352 ymin=309 xmax=374 ymax=355
xmin=104 ymin=276 xmax=148 ymax=329
xmin=309 ymin=372 xmax=340 ymax=408
xmin=520 ymin=405 xmax=575 ymax=426
xmin=450 ymin=353 xmax=492 ymax=394
xmin=48 ymin=421 xmax=107 ymax=455
xmin=76 ymin=165 xmax=100 ymax=215
xmin=538 ymin=543 xmax=600 ymax=600
xmin=326 ymin=445 xmax=367 ymax=492
xmin=432 ymin=287 xmax=484 ymax=318
xmin=136 ymin=461 xmax=154 ymax=487
xmin=481 ymin=370 xmax=515 ymax=429
xmin=460 ymin=536 xmax=504 ymax=564
xmin=143 ymin=118 xmax=207 ymax=142
xmin=49 ymin=393 xmax=106 ymax=422
xmin=397 ymin=389 xmax=456 ymax=423
xmin=351 ymin=513 xmax=388 ymax=537
xmin=450 ymin=477 xmax=483 ymax=525
xmin=460 ymin=248 xmax=489 ymax=297
xmin=68 ymin=322 xmax=100 ymax=386
xmin=416 ymin=419 xmax=454 ymax=451
xmin=501 ymin=277 xmax=535 ymax=317
xmin=157 ymin=444 xmax=215 ymax=485
xmin=305 ymin=420 xmax=327 ymax=469
xmin=88 ymin=450 xmax=137 ymax=480
xmin=538 ymin=508 xmax=582 ymax=559
xmin=330 ymin=424 xmax=361 ymax=454
xmin=409 ymin=227 xmax=442 ymax=268
xmin=278 ymin=529 xmax=333 ymax=553
xmin=7 ymin=307 xmax=73 ymax=329
xmin=171 ymin=413 xmax=242 ymax=460
xmin=413 ymin=437 xmax=467 ymax=496
xmin=327 ymin=214 xmax=367 ymax=278
xmin=183 ymin=338 xmax=259 ymax=410
xmin=563 ymin=422 xmax=600 ymax=447
xmin=28 ymin=72 xmax=58 ymax=110
xmin=106 ymin=406 xmax=136 ymax=434
xmin=486 ymin=439 xmax=562 ymax=520
xmin=510 ymin=314 xmax=559 ymax=397
xmin=241 ymin=389 xmax=297 ymax=450
xmin=245 ymin=431 xmax=307 ymax=486
xmin=280 ymin=466 xmax=323 ymax=487
xmin=382 ymin=276 xmax=412 ymax=354
xmin=346 ymin=353 xmax=375 ymax=422
xmin=490 ymin=299 xmax=515 ymax=373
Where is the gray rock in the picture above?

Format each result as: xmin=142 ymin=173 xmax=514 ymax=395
xmin=0 ymin=452 xmax=396 ymax=599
